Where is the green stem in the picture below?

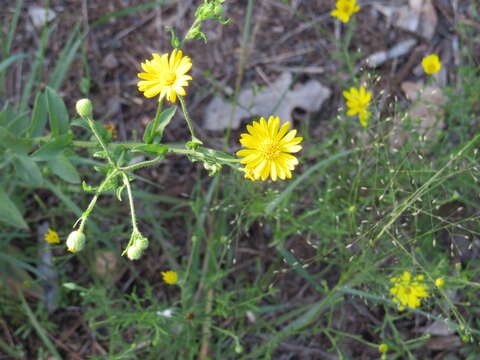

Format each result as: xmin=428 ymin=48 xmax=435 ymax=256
xmin=122 ymin=173 xmax=138 ymax=232
xmin=76 ymin=169 xmax=119 ymax=232
xmin=120 ymin=156 xmax=164 ymax=172
xmin=178 ymin=95 xmax=199 ymax=142
xmin=85 ymin=115 xmax=116 ymax=168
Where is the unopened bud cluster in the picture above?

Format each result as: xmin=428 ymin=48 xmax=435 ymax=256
xmin=126 ymin=230 xmax=149 ymax=260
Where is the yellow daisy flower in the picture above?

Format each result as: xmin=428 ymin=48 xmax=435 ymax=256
xmin=389 ymin=271 xmax=428 ymax=311
xmin=421 ymin=54 xmax=442 ymax=74
xmin=343 ymin=85 xmax=372 ymax=127
xmin=162 ymin=270 xmax=178 ymax=285
xmin=435 ymin=277 xmax=445 ymax=287
xmin=331 ymin=0 xmax=360 ymax=23
xmin=44 ymin=228 xmax=60 ymax=244
xmin=236 ymin=116 xmax=303 ymax=182
xmin=137 ymin=49 xmax=192 ymax=103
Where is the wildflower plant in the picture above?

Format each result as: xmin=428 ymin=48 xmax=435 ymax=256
xmin=61 ymin=2 xmax=303 ymax=260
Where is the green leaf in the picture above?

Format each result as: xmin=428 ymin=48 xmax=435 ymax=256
xmin=154 ymin=106 xmax=176 ymax=142
xmin=0 ymin=54 xmax=27 ymax=74
xmin=0 ymin=186 xmax=28 ymax=229
xmin=143 ymin=106 xmax=177 ymax=144
xmin=0 ymin=126 xmax=31 ymax=154
xmin=28 ymin=92 xmax=48 ymax=137
xmin=45 ymin=87 xmax=69 ymax=136
xmin=47 ymin=23 xmax=83 ymax=90
xmin=132 ymin=144 xmax=169 ymax=156
xmin=31 ymin=134 xmax=73 ymax=161
xmin=48 ymin=154 xmax=80 ymax=184
xmin=0 ymin=102 xmax=15 ymax=127
xmin=7 ymin=112 xmax=30 ymax=135
xmin=14 ymin=155 xmax=43 ymax=187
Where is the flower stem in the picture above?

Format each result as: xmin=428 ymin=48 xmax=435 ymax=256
xmin=122 ymin=172 xmax=138 ymax=232
xmin=178 ymin=95 xmax=199 ymax=142
xmin=85 ymin=115 xmax=116 ymax=168
xmin=76 ymin=169 xmax=119 ymax=232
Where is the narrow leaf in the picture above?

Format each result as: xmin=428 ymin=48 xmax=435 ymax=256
xmin=45 ymin=87 xmax=69 ymax=136
xmin=31 ymin=134 xmax=73 ymax=161
xmin=48 ymin=154 xmax=80 ymax=184
xmin=0 ymin=186 xmax=28 ymax=229
xmin=15 ymin=155 xmax=43 ymax=187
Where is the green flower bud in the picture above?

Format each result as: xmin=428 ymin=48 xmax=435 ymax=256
xmin=127 ymin=245 xmax=143 ymax=260
xmin=214 ymin=3 xmax=224 ymax=16
xmin=130 ymin=230 xmax=149 ymax=250
xmin=234 ymin=344 xmax=243 ymax=354
xmin=75 ymin=98 xmax=93 ymax=118
xmin=66 ymin=231 xmax=86 ymax=253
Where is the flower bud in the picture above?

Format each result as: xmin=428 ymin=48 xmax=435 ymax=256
xmin=214 ymin=4 xmax=224 ymax=16
xmin=66 ymin=231 xmax=86 ymax=252
xmin=127 ymin=245 xmax=143 ymax=260
xmin=136 ymin=236 xmax=149 ymax=250
xmin=75 ymin=98 xmax=93 ymax=118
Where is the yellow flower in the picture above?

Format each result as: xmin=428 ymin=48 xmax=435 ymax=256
xmin=244 ymin=168 xmax=258 ymax=182
xmin=236 ymin=116 xmax=303 ymax=181
xmin=137 ymin=49 xmax=192 ymax=103
xmin=422 ymin=54 xmax=441 ymax=74
xmin=44 ymin=228 xmax=60 ymax=244
xmin=435 ymin=277 xmax=445 ymax=287
xmin=378 ymin=344 xmax=389 ymax=353
xmin=331 ymin=0 xmax=360 ymax=23
xmin=343 ymin=85 xmax=372 ymax=127
xmin=162 ymin=270 xmax=178 ymax=285
xmin=389 ymin=271 xmax=428 ymax=311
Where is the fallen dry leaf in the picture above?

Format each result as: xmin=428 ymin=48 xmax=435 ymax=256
xmin=364 ymin=39 xmax=417 ymax=68
xmin=426 ymin=335 xmax=462 ymax=350
xmin=390 ymin=81 xmax=446 ymax=148
xmin=203 ymin=72 xmax=330 ymax=131
xmin=95 ymin=250 xmax=118 ymax=277
xmin=28 ymin=6 xmax=56 ymax=29
xmin=374 ymin=0 xmax=437 ymax=40
xmin=421 ymin=320 xmax=455 ymax=336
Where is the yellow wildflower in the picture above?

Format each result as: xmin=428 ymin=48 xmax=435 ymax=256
xmin=343 ymin=85 xmax=372 ymax=127
xmin=421 ymin=54 xmax=442 ymax=74
xmin=236 ymin=116 xmax=303 ymax=181
xmin=137 ymin=49 xmax=192 ymax=103
xmin=331 ymin=0 xmax=360 ymax=23
xmin=435 ymin=277 xmax=445 ymax=287
xmin=44 ymin=228 xmax=60 ymax=244
xmin=162 ymin=270 xmax=178 ymax=285
xmin=378 ymin=344 xmax=389 ymax=353
xmin=389 ymin=271 xmax=428 ymax=311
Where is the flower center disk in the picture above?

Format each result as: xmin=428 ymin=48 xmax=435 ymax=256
xmin=263 ymin=142 xmax=280 ymax=160
xmin=164 ymin=72 xmax=177 ymax=86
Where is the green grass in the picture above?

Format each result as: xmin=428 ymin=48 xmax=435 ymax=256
xmin=1 ymin=1 xmax=480 ymax=359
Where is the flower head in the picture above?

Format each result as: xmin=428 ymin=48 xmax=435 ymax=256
xmin=236 ymin=116 xmax=303 ymax=181
xmin=331 ymin=0 xmax=360 ymax=23
xmin=422 ymin=54 xmax=441 ymax=74
xmin=378 ymin=344 xmax=389 ymax=353
xmin=162 ymin=270 xmax=178 ymax=285
xmin=343 ymin=85 xmax=372 ymax=127
xmin=75 ymin=98 xmax=92 ymax=117
xmin=137 ymin=49 xmax=192 ymax=103
xmin=389 ymin=271 xmax=428 ymax=311
xmin=66 ymin=231 xmax=86 ymax=253
xmin=435 ymin=277 xmax=445 ymax=287
xmin=44 ymin=228 xmax=60 ymax=244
